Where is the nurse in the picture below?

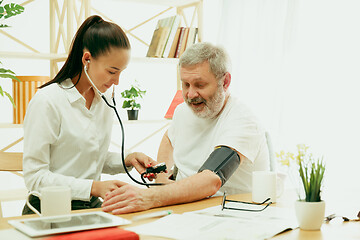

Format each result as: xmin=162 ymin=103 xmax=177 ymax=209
xmin=22 ymin=15 xmax=156 ymax=214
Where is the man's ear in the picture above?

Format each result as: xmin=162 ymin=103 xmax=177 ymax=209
xmin=223 ymin=72 xmax=231 ymax=91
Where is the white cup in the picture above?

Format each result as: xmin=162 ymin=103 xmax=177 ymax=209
xmin=26 ymin=186 xmax=71 ymax=218
xmin=252 ymin=171 xmax=284 ymax=203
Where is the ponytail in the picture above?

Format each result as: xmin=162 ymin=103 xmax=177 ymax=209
xmin=41 ymin=15 xmax=130 ymax=88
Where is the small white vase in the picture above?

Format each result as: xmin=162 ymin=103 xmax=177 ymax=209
xmin=294 ymin=200 xmax=325 ymax=230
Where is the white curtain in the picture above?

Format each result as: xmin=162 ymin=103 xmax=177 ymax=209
xmin=212 ymin=0 xmax=297 ymax=146
xmin=214 ymin=0 xmax=360 ymax=198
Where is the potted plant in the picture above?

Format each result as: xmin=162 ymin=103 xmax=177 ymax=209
xmin=0 ymin=1 xmax=24 ymax=107
xmin=120 ymin=82 xmax=146 ymax=120
xmin=277 ymin=144 xmax=326 ymax=230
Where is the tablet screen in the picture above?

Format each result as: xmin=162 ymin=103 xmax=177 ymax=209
xmin=22 ymin=214 xmax=112 ymax=230
xmin=8 ymin=211 xmax=131 ymax=237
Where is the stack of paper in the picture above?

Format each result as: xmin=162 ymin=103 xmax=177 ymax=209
xmin=127 ymin=204 xmax=298 ymax=240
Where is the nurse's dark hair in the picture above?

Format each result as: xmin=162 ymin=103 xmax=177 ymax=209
xmin=40 ymin=15 xmax=130 ymax=88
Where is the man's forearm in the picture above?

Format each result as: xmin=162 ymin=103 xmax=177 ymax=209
xmin=156 ymin=131 xmax=175 ymax=183
xmin=157 ymin=131 xmax=174 ymax=166
xmin=101 ymin=170 xmax=222 ymax=214
xmin=149 ymin=170 xmax=222 ymax=208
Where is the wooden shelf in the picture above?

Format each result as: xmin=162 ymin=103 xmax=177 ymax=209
xmin=0 ymin=51 xmax=67 ymax=61
xmin=112 ymin=0 xmax=201 ymax=7
xmin=131 ymin=56 xmax=179 ymax=64
xmin=0 ymin=51 xmax=179 ymax=61
xmin=0 ymin=51 xmax=179 ymax=64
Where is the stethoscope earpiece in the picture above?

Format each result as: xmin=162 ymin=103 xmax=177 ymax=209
xmin=85 ymin=60 xmax=90 ymax=71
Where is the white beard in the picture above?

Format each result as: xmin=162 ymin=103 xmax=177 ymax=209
xmin=188 ymin=85 xmax=226 ymax=119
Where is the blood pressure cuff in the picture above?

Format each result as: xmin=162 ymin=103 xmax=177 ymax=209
xmin=198 ymin=146 xmax=240 ymax=186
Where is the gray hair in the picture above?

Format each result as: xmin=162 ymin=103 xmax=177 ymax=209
xmin=179 ymin=42 xmax=231 ymax=80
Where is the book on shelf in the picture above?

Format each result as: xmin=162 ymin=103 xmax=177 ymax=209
xmin=146 ymin=15 xmax=180 ymax=58
xmin=154 ymin=27 xmax=170 ymax=57
xmin=177 ymin=27 xmax=190 ymax=58
xmin=185 ymin=27 xmax=198 ymax=50
xmin=168 ymin=27 xmax=198 ymax=58
xmin=174 ymin=27 xmax=186 ymax=58
xmin=167 ymin=27 xmax=181 ymax=58
xmin=163 ymin=15 xmax=181 ymax=57
xmin=146 ymin=27 xmax=164 ymax=57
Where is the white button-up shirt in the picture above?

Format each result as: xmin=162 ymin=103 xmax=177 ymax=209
xmin=23 ymin=79 xmax=125 ymax=201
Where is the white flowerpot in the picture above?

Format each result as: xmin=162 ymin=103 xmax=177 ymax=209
xmin=294 ymin=200 xmax=325 ymax=230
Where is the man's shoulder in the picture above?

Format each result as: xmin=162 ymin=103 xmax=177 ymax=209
xmin=224 ymin=96 xmax=253 ymax=116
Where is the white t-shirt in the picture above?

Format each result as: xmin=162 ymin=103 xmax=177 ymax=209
xmin=168 ymin=96 xmax=269 ymax=195
xmin=23 ymin=79 xmax=126 ymax=201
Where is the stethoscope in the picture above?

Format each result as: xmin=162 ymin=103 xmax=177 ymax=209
xmin=84 ymin=60 xmax=164 ymax=187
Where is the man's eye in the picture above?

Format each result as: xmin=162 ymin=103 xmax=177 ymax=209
xmin=182 ymin=83 xmax=190 ymax=88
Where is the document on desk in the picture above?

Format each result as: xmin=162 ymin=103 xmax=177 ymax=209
xmin=126 ymin=205 xmax=298 ymax=240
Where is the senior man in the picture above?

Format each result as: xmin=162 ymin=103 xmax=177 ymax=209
xmin=102 ymin=42 xmax=269 ymax=214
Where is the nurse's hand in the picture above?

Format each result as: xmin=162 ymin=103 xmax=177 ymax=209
xmin=91 ymin=180 xmax=123 ymax=199
xmin=155 ymin=172 xmax=175 ymax=184
xmin=125 ymin=152 xmax=158 ymax=181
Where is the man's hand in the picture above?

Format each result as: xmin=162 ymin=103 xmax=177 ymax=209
xmin=125 ymin=152 xmax=158 ymax=181
xmin=101 ymin=182 xmax=155 ymax=214
xmin=91 ymin=180 xmax=123 ymax=199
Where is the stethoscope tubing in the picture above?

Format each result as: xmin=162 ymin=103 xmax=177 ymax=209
xmin=101 ymin=90 xmax=164 ymax=188
xmin=85 ymin=62 xmax=164 ymax=187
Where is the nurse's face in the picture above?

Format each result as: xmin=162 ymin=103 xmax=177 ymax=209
xmin=84 ymin=47 xmax=130 ymax=93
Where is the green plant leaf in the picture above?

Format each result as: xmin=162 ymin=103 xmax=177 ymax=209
xmin=4 ymin=90 xmax=15 ymax=108
xmin=0 ymin=67 xmax=16 ymax=74
xmin=134 ymin=103 xmax=141 ymax=109
xmin=0 ymin=73 xmax=20 ymax=81
xmin=122 ymin=100 xmax=132 ymax=109
xmin=128 ymin=87 xmax=139 ymax=97
xmin=299 ymin=151 xmax=325 ymax=202
xmin=4 ymin=3 xmax=24 ymax=19
xmin=0 ymin=23 xmax=9 ymax=28
xmin=0 ymin=84 xmax=3 ymax=96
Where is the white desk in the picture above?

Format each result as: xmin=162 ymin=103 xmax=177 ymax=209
xmin=0 ymin=190 xmax=359 ymax=239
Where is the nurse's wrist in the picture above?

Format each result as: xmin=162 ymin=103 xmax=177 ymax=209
xmin=90 ymin=180 xmax=100 ymax=197
xmin=124 ymin=152 xmax=135 ymax=166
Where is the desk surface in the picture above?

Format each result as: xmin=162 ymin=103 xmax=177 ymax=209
xmin=0 ymin=191 xmax=359 ymax=240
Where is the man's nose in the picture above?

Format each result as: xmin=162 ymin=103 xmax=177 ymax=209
xmin=187 ymin=86 xmax=198 ymax=99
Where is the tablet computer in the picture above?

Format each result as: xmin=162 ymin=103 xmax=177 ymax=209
xmin=8 ymin=211 xmax=131 ymax=237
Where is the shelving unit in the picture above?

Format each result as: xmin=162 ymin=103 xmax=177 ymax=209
xmin=0 ymin=0 xmax=203 ymax=82
xmin=0 ymin=0 xmax=203 ymax=120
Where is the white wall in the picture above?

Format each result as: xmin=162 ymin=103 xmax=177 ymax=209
xmin=209 ymin=0 xmax=360 ymax=203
